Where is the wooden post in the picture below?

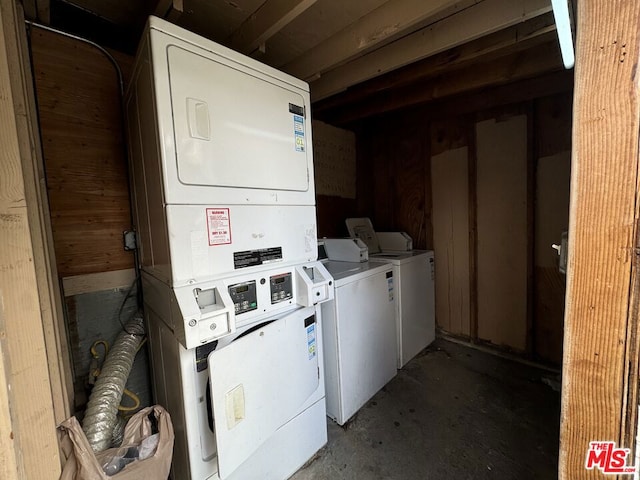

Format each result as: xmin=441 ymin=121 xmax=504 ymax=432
xmin=559 ymin=1 xmax=640 ymax=478
xmin=0 ymin=0 xmax=62 ymax=478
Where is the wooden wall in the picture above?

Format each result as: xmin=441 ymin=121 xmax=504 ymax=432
xmin=29 ymin=27 xmax=134 ymax=278
xmin=319 ymin=83 xmax=573 ymax=364
xmin=28 ymin=27 xmax=144 ymax=410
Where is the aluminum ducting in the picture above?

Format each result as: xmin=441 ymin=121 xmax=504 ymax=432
xmin=82 ymin=316 xmax=145 ymax=452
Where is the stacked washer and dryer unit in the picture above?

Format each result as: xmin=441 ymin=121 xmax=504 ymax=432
xmin=125 ymin=17 xmax=334 ymax=480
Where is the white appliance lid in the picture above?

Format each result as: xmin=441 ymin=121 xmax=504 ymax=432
xmin=345 ymin=217 xmax=380 ymax=254
xmin=323 ymin=260 xmax=391 ymax=284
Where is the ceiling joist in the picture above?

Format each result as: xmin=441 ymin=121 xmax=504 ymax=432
xmin=155 ymin=0 xmax=183 ymax=22
xmin=283 ymin=0 xmax=463 ymax=81
xmin=309 ymin=0 xmax=553 ymax=101
xmin=227 ymin=0 xmax=317 ymax=55
xmin=314 ymin=12 xmax=557 ymax=113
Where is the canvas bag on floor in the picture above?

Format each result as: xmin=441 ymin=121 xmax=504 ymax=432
xmin=58 ymin=405 xmax=174 ymax=480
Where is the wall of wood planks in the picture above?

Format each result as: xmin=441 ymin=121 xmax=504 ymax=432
xmin=29 ymin=27 xmax=135 ymax=279
xmin=28 ymin=27 xmax=141 ymax=410
xmin=323 ymin=82 xmax=573 ymax=362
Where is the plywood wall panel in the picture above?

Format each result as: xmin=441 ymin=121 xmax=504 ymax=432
xmin=393 ymin=122 xmax=428 ymax=248
xmin=476 ymin=115 xmax=528 ymax=351
xmin=30 ymin=28 xmax=134 ymax=278
xmin=535 ymin=93 xmax=572 ymax=158
xmin=356 ymin=115 xmax=432 ymax=249
xmin=431 ymin=147 xmax=471 ymax=335
xmin=369 ymin=119 xmax=396 ymax=229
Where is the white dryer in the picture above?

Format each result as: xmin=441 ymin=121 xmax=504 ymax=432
xmin=346 ymin=219 xmax=436 ymax=368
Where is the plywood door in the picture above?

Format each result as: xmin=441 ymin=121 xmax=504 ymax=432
xmin=476 ymin=115 xmax=528 ymax=351
xmin=431 ymin=147 xmax=471 ymax=336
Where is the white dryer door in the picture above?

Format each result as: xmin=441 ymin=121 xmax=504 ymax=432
xmin=167 ymin=45 xmax=310 ymax=192
xmin=208 ymin=308 xmax=320 ymax=479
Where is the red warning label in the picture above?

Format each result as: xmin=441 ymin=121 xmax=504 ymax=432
xmin=206 ymin=208 xmax=232 ymax=246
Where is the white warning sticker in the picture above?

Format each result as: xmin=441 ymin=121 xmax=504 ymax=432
xmin=206 ymin=208 xmax=232 ymax=246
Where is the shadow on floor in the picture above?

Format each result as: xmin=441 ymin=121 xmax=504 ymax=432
xmin=292 ymin=338 xmax=560 ymax=480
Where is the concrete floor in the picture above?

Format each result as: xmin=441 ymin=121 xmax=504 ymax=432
xmin=291 ymin=338 xmax=560 ymax=480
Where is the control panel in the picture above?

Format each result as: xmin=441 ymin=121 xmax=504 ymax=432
xmin=169 ymin=261 xmax=333 ymax=349
xmin=270 ymin=273 xmax=293 ymax=304
xmin=228 ymin=281 xmax=258 ymax=315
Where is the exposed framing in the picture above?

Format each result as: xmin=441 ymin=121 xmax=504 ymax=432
xmin=0 ymin=0 xmax=70 ymax=477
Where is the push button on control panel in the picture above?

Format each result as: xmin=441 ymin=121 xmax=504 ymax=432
xmin=270 ymin=272 xmax=293 ymax=304
xmin=228 ymin=281 xmax=258 ymax=315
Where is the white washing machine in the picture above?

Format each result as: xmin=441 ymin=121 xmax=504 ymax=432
xmin=346 ymin=219 xmax=436 ymax=368
xmin=320 ymin=258 xmax=397 ymax=425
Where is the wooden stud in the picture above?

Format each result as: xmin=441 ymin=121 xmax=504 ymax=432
xmin=559 ymin=1 xmax=640 ymax=478
xmin=35 ymin=0 xmax=49 ymax=24
xmin=227 ymin=0 xmax=317 ymax=55
xmin=467 ymin=119 xmax=478 ymax=342
xmin=0 ymin=0 xmax=62 ymax=477
xmin=12 ymin=6 xmax=72 ymax=422
xmin=526 ymin=101 xmax=535 ymax=356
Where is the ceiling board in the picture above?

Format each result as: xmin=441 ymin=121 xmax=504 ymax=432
xmin=176 ymin=0 xmax=266 ymax=43
xmin=260 ymin=0 xmax=388 ymax=67
xmin=227 ymin=0 xmax=318 ymax=55
xmin=61 ymin=0 xmax=154 ymax=27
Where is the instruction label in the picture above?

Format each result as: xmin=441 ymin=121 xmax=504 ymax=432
xmin=307 ymin=323 xmax=316 ymax=360
xmin=294 ymin=115 xmax=305 ymax=152
xmin=233 ymin=247 xmax=283 ymax=269
xmin=386 ymin=271 xmax=394 ymax=302
xmin=206 ymin=208 xmax=232 ymax=246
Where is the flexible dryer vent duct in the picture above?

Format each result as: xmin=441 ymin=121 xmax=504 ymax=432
xmin=82 ymin=316 xmax=145 ymax=452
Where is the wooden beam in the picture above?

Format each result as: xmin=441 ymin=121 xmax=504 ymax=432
xmin=559 ymin=1 xmax=640 ymax=478
xmin=283 ymin=0 xmax=463 ymax=80
xmin=309 ymin=0 xmax=552 ymax=101
xmin=227 ymin=0 xmax=317 ymax=55
xmin=22 ymin=0 xmax=36 ymax=20
xmin=12 ymin=5 xmax=72 ymax=422
xmin=62 ymin=268 xmax=136 ymax=297
xmin=35 ymin=0 xmax=49 ymax=24
xmin=0 ymin=0 xmax=62 ymax=478
xmin=155 ymin=0 xmax=183 ymax=22
xmin=314 ymin=12 xmax=556 ymax=111
xmin=319 ymin=41 xmax=564 ymax=126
